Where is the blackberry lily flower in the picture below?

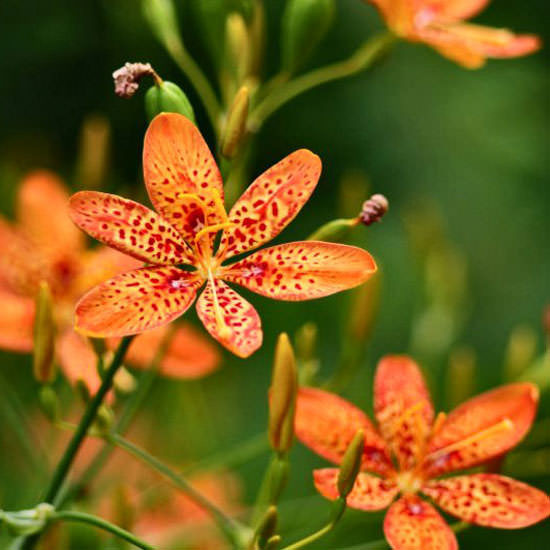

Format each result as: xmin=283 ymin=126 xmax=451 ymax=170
xmin=295 ymin=355 xmax=550 ymax=549
xmin=69 ymin=113 xmax=376 ymax=357
xmin=365 ymin=0 xmax=540 ymax=68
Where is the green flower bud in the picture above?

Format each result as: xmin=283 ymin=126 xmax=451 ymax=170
xmin=38 ymin=385 xmax=59 ymax=423
xmin=337 ymin=429 xmax=364 ymax=498
xmin=504 ymin=325 xmax=537 ymax=381
xmin=33 ymin=281 xmax=56 ymax=384
xmin=269 ymin=333 xmax=297 ymax=454
xmin=221 ymin=86 xmax=249 ymax=159
xmin=265 ymin=535 xmax=282 ymax=550
xmin=224 ymin=13 xmax=251 ymax=89
xmin=281 ymin=0 xmax=336 ymax=74
xmin=446 ymin=346 xmax=476 ymax=408
xmin=91 ymin=404 xmax=114 ymax=437
xmin=255 ymin=505 xmax=278 ymax=549
xmin=145 ymin=81 xmax=196 ymax=123
xmin=142 ymin=0 xmax=182 ymax=55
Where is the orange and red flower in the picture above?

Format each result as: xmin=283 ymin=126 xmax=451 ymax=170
xmin=0 ymin=171 xmax=220 ymax=393
xmin=295 ymin=355 xmax=550 ymax=549
xmin=365 ymin=0 xmax=540 ymax=68
xmin=69 ymin=113 xmax=377 ymax=357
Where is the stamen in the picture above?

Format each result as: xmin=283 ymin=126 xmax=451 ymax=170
xmin=195 ymin=222 xmax=235 ymax=245
xmin=425 ymin=418 xmax=514 ymax=463
xmin=208 ymin=269 xmax=231 ymax=339
xmin=392 ymin=401 xmax=428 ymax=435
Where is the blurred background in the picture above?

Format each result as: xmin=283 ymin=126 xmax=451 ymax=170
xmin=0 ymin=1 xmax=549 ymax=548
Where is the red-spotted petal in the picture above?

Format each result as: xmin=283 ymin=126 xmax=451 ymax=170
xmin=195 ymin=279 xmax=262 ymax=358
xmin=0 ymin=290 xmax=35 ymax=352
xmin=423 ymin=474 xmax=550 ymax=529
xmin=222 ymin=241 xmax=376 ymax=301
xmin=118 ymin=323 xmax=221 ymax=379
xmin=218 ymin=150 xmax=321 ymax=260
xmin=295 ymin=387 xmax=393 ymax=477
xmin=69 ymin=191 xmax=193 ymax=265
xmin=314 ymin=468 xmax=398 ymax=511
xmin=75 ymin=267 xmax=202 ymax=337
xmin=423 ymin=383 xmax=538 ymax=477
xmin=142 ymin=113 xmax=225 ymax=251
xmin=384 ymin=495 xmax=458 ymax=550
xmin=374 ymin=355 xmax=434 ymax=471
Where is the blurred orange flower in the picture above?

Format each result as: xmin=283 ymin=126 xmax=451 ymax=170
xmin=365 ymin=0 xmax=540 ymax=68
xmin=69 ymin=113 xmax=377 ymax=357
xmin=295 ymin=355 xmax=550 ymax=550
xmin=0 ymin=171 xmax=220 ymax=393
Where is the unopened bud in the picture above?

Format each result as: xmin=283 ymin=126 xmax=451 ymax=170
xmin=114 ymin=366 xmax=137 ymax=394
xmin=504 ymin=325 xmax=537 ymax=381
xmin=359 ymin=194 xmax=389 ymax=226
xmin=446 ymin=346 xmax=476 ymax=408
xmin=269 ymin=333 xmax=297 ymax=454
xmin=221 ymin=86 xmax=249 ymax=158
xmin=265 ymin=535 xmax=282 ymax=550
xmin=337 ymin=430 xmax=364 ymax=498
xmin=348 ymin=272 xmax=381 ymax=342
xmin=145 ymin=81 xmax=196 ymax=122
xmin=113 ymin=62 xmax=159 ymax=98
xmin=143 ymin=0 xmax=183 ymax=56
xmin=91 ymin=404 xmax=114 ymax=436
xmin=255 ymin=505 xmax=278 ymax=549
xmin=281 ymin=0 xmax=336 ymax=74
xmin=33 ymin=281 xmax=56 ymax=384
xmin=295 ymin=323 xmax=317 ymax=364
xmin=307 ymin=218 xmax=357 ymax=242
xmin=76 ymin=114 xmax=111 ymax=190
xmin=39 ymin=385 xmax=59 ymax=423
xmin=225 ymin=13 xmax=251 ymax=87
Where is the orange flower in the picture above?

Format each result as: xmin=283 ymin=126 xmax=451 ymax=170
xmin=295 ymin=355 xmax=550 ymax=549
xmin=365 ymin=0 xmax=540 ymax=68
xmin=69 ymin=113 xmax=377 ymax=357
xmin=0 ymin=171 xmax=220 ymax=393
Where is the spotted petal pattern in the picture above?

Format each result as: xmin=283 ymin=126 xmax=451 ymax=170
xmin=142 ymin=113 xmax=225 ymax=250
xmin=423 ymin=383 xmax=538 ymax=477
xmin=314 ymin=469 xmax=398 ymax=511
xmin=223 ymin=242 xmax=376 ymax=301
xmin=75 ymin=267 xmax=202 ymax=337
xmin=219 ymin=150 xmax=321 ymax=260
xmin=196 ymin=279 xmax=262 ymax=358
xmin=384 ymin=495 xmax=458 ymax=550
xmin=374 ymin=355 xmax=434 ymax=471
xmin=69 ymin=191 xmax=193 ymax=265
xmin=295 ymin=387 xmax=393 ymax=477
xmin=423 ymin=474 xmax=550 ymax=529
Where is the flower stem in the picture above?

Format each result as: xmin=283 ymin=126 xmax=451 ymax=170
xmin=51 ymin=510 xmax=154 ymax=550
xmin=19 ymin=335 xmax=134 ymax=550
xmin=248 ymin=32 xmax=397 ymax=132
xmin=108 ymin=433 xmax=250 ymax=548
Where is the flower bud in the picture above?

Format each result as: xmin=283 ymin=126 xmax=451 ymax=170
xmin=221 ymin=86 xmax=249 ymax=159
xmin=348 ymin=271 xmax=381 ymax=343
xmin=359 ymin=194 xmax=389 ymax=226
xmin=337 ymin=429 xmax=364 ymax=498
xmin=269 ymin=333 xmax=297 ymax=454
xmin=114 ymin=366 xmax=137 ymax=394
xmin=446 ymin=346 xmax=476 ymax=408
xmin=225 ymin=12 xmax=251 ymax=88
xmin=113 ymin=62 xmax=157 ymax=98
xmin=255 ymin=505 xmax=278 ymax=549
xmin=76 ymin=114 xmax=111 ymax=190
xmin=145 ymin=81 xmax=196 ymax=122
xmin=39 ymin=385 xmax=59 ymax=423
xmin=281 ymin=0 xmax=336 ymax=74
xmin=33 ymin=281 xmax=56 ymax=384
xmin=504 ymin=325 xmax=537 ymax=381
xmin=265 ymin=535 xmax=282 ymax=550
xmin=1 ymin=503 xmax=54 ymax=537
xmin=142 ymin=0 xmax=183 ymax=55
xmin=91 ymin=404 xmax=114 ymax=436
xmin=295 ymin=323 xmax=319 ymax=385
xmin=307 ymin=218 xmax=357 ymax=242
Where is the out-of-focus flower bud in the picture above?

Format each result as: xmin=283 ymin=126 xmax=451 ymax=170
xmin=337 ymin=429 xmax=364 ymax=498
xmin=446 ymin=346 xmax=476 ymax=408
xmin=295 ymin=322 xmax=319 ymax=385
xmin=91 ymin=404 xmax=114 ymax=436
xmin=113 ymin=62 xmax=158 ymax=98
xmin=255 ymin=505 xmax=278 ymax=549
xmin=33 ymin=281 xmax=56 ymax=384
xmin=265 ymin=535 xmax=282 ymax=550
xmin=359 ymin=194 xmax=389 ymax=226
xmin=142 ymin=0 xmax=183 ymax=55
xmin=221 ymin=86 xmax=249 ymax=159
xmin=268 ymin=333 xmax=297 ymax=454
xmin=114 ymin=366 xmax=137 ymax=394
xmin=348 ymin=271 xmax=381 ymax=343
xmin=281 ymin=0 xmax=336 ymax=74
xmin=145 ymin=81 xmax=196 ymax=122
xmin=38 ymin=385 xmax=59 ymax=423
xmin=76 ymin=114 xmax=111 ymax=190
xmin=249 ymin=0 xmax=265 ymax=76
xmin=504 ymin=325 xmax=537 ymax=381
xmin=307 ymin=218 xmax=357 ymax=242
xmin=224 ymin=13 xmax=251 ymax=90
xmin=1 ymin=503 xmax=54 ymax=537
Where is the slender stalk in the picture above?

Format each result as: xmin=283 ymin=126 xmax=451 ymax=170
xmin=51 ymin=510 xmax=154 ymax=550
xmin=108 ymin=433 xmax=249 ymax=548
xmin=248 ymin=32 xmax=396 ymax=131
xmin=19 ymin=336 xmax=134 ymax=550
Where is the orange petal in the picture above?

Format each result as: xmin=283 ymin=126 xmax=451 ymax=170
xmin=429 ymin=0 xmax=489 ymax=19
xmin=367 ymin=0 xmax=417 ymax=35
xmin=121 ymin=323 xmax=221 ymax=379
xmin=17 ymin=171 xmax=84 ymax=262
xmin=314 ymin=468 xmax=398 ymax=511
xmin=295 ymin=387 xmax=393 ymax=477
xmin=75 ymin=267 xmax=202 ymax=337
xmin=374 ymin=355 xmax=434 ymax=471
xmin=69 ymin=191 xmax=193 ymax=265
xmin=195 ymin=279 xmax=262 ymax=358
xmin=218 ymin=150 xmax=321 ymax=260
xmin=142 ymin=113 xmax=225 ymax=253
xmin=223 ymin=241 xmax=376 ymax=300
xmin=423 ymin=474 xmax=550 ymax=529
xmin=57 ymin=329 xmax=102 ymax=395
xmin=384 ymin=495 xmax=458 ymax=550
xmin=423 ymin=383 xmax=538 ymax=477
xmin=0 ymin=290 xmax=35 ymax=352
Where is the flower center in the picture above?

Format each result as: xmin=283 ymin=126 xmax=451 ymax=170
xmin=395 ymin=470 xmax=423 ymax=495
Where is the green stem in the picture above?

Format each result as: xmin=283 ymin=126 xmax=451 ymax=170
xmin=19 ymin=336 xmax=134 ymax=550
xmin=109 ymin=433 xmax=249 ymax=548
xmin=52 ymin=510 xmax=154 ymax=550
xmin=248 ymin=32 xmax=397 ymax=132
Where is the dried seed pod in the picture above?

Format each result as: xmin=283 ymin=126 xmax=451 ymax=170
xmin=359 ymin=193 xmax=389 ymax=226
